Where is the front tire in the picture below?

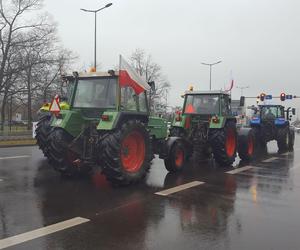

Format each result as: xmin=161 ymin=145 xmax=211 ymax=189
xmin=99 ymin=120 xmax=152 ymax=186
xmin=209 ymin=121 xmax=237 ymax=166
xmin=164 ymin=140 xmax=187 ymax=172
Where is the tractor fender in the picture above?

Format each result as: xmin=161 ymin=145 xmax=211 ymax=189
xmin=159 ymin=137 xmax=188 ymax=159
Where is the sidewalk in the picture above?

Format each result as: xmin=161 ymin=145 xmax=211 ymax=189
xmin=0 ymin=134 xmax=36 ymax=147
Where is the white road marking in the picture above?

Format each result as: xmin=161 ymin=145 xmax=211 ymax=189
xmin=0 ymin=179 xmax=3 ymax=182
xmin=262 ymin=157 xmax=278 ymax=163
xmin=280 ymin=152 xmax=290 ymax=156
xmin=0 ymin=155 xmax=30 ymax=160
xmin=155 ymin=181 xmax=204 ymax=196
xmin=0 ymin=217 xmax=90 ymax=249
xmin=226 ymin=166 xmax=253 ymax=175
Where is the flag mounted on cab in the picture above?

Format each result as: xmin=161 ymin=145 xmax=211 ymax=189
xmin=119 ymin=55 xmax=150 ymax=94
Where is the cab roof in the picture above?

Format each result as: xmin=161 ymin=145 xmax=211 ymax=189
xmin=77 ymin=71 xmax=119 ymax=78
xmin=184 ymin=90 xmax=229 ymax=95
xmin=62 ymin=71 xmax=119 ymax=79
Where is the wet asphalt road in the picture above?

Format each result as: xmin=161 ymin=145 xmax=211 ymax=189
xmin=1 ymin=137 xmax=300 ymax=250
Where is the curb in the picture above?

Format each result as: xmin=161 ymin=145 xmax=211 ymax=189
xmin=0 ymin=140 xmax=37 ymax=148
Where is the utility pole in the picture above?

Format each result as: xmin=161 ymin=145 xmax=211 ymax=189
xmin=236 ymin=85 xmax=250 ymax=96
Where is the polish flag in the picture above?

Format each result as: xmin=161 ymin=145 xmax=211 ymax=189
xmin=119 ymin=55 xmax=150 ymax=94
xmin=225 ymin=71 xmax=234 ymax=92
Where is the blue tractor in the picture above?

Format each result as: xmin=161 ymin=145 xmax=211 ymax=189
xmin=250 ymin=105 xmax=295 ymax=152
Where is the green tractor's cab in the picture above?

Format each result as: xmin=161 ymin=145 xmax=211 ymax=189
xmin=51 ymin=71 xmax=167 ymax=139
xmin=172 ymin=90 xmax=235 ymax=133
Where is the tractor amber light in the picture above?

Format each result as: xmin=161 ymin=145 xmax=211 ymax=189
xmin=212 ymin=116 xmax=219 ymax=123
xmin=175 ymin=115 xmax=182 ymax=122
xmin=101 ymin=115 xmax=110 ymax=121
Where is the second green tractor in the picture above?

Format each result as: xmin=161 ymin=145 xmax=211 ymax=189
xmin=169 ymin=90 xmax=255 ymax=169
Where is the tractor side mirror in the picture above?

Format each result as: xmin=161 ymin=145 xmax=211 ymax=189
xmin=239 ymin=96 xmax=245 ymax=107
xmin=292 ymin=108 xmax=296 ymax=115
xmin=148 ymin=81 xmax=155 ymax=91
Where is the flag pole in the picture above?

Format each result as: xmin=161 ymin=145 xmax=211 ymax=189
xmin=118 ymin=55 xmax=122 ymax=111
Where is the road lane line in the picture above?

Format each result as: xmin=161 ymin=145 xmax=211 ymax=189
xmin=155 ymin=181 xmax=204 ymax=196
xmin=280 ymin=152 xmax=290 ymax=156
xmin=226 ymin=166 xmax=253 ymax=175
xmin=0 ymin=217 xmax=90 ymax=249
xmin=262 ymin=157 xmax=278 ymax=163
xmin=0 ymin=155 xmax=30 ymax=160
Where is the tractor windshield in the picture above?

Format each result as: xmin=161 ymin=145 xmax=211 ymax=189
xmin=261 ymin=106 xmax=284 ymax=120
xmin=184 ymin=94 xmax=219 ymax=114
xmin=73 ymin=77 xmax=117 ymax=108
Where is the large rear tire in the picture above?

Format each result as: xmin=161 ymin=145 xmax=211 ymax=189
xmin=47 ymin=128 xmax=82 ymax=176
xmin=164 ymin=140 xmax=187 ymax=172
xmin=99 ymin=120 xmax=152 ymax=186
xmin=35 ymin=114 xmax=52 ymax=158
xmin=288 ymin=128 xmax=295 ymax=151
xmin=209 ymin=121 xmax=237 ymax=166
xmin=238 ymin=129 xmax=255 ymax=162
xmin=252 ymin=127 xmax=267 ymax=155
xmin=277 ymin=127 xmax=289 ymax=152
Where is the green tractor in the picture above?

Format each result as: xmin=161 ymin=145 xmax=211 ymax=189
xmin=169 ymin=90 xmax=255 ymax=167
xmin=44 ymin=67 xmax=183 ymax=185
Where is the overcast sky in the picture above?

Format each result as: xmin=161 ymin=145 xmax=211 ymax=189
xmin=43 ymin=0 xmax=300 ymax=107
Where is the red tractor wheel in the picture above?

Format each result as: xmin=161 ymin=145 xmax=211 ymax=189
xmin=100 ymin=120 xmax=152 ymax=186
xmin=209 ymin=121 xmax=237 ymax=167
xmin=121 ymin=131 xmax=146 ymax=173
xmin=237 ymin=128 xmax=255 ymax=162
xmin=164 ymin=140 xmax=187 ymax=172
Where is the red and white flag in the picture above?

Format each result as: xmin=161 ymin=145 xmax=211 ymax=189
xmin=225 ymin=71 xmax=234 ymax=92
xmin=119 ymin=55 xmax=150 ymax=94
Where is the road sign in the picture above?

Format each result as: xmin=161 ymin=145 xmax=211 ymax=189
xmin=286 ymin=95 xmax=293 ymax=100
xmin=265 ymin=95 xmax=272 ymax=100
xmin=49 ymin=96 xmax=60 ymax=115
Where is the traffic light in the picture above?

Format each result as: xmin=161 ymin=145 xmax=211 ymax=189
xmin=280 ymin=93 xmax=286 ymax=101
xmin=260 ymin=93 xmax=266 ymax=102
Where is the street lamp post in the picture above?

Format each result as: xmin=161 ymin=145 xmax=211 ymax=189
xmin=236 ymin=85 xmax=250 ymax=96
xmin=80 ymin=3 xmax=113 ymax=70
xmin=201 ymin=60 xmax=222 ymax=90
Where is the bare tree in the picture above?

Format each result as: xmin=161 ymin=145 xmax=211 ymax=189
xmin=130 ymin=49 xmax=170 ymax=115
xmin=0 ymin=0 xmax=76 ymax=130
xmin=0 ymin=0 xmax=45 ymax=129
